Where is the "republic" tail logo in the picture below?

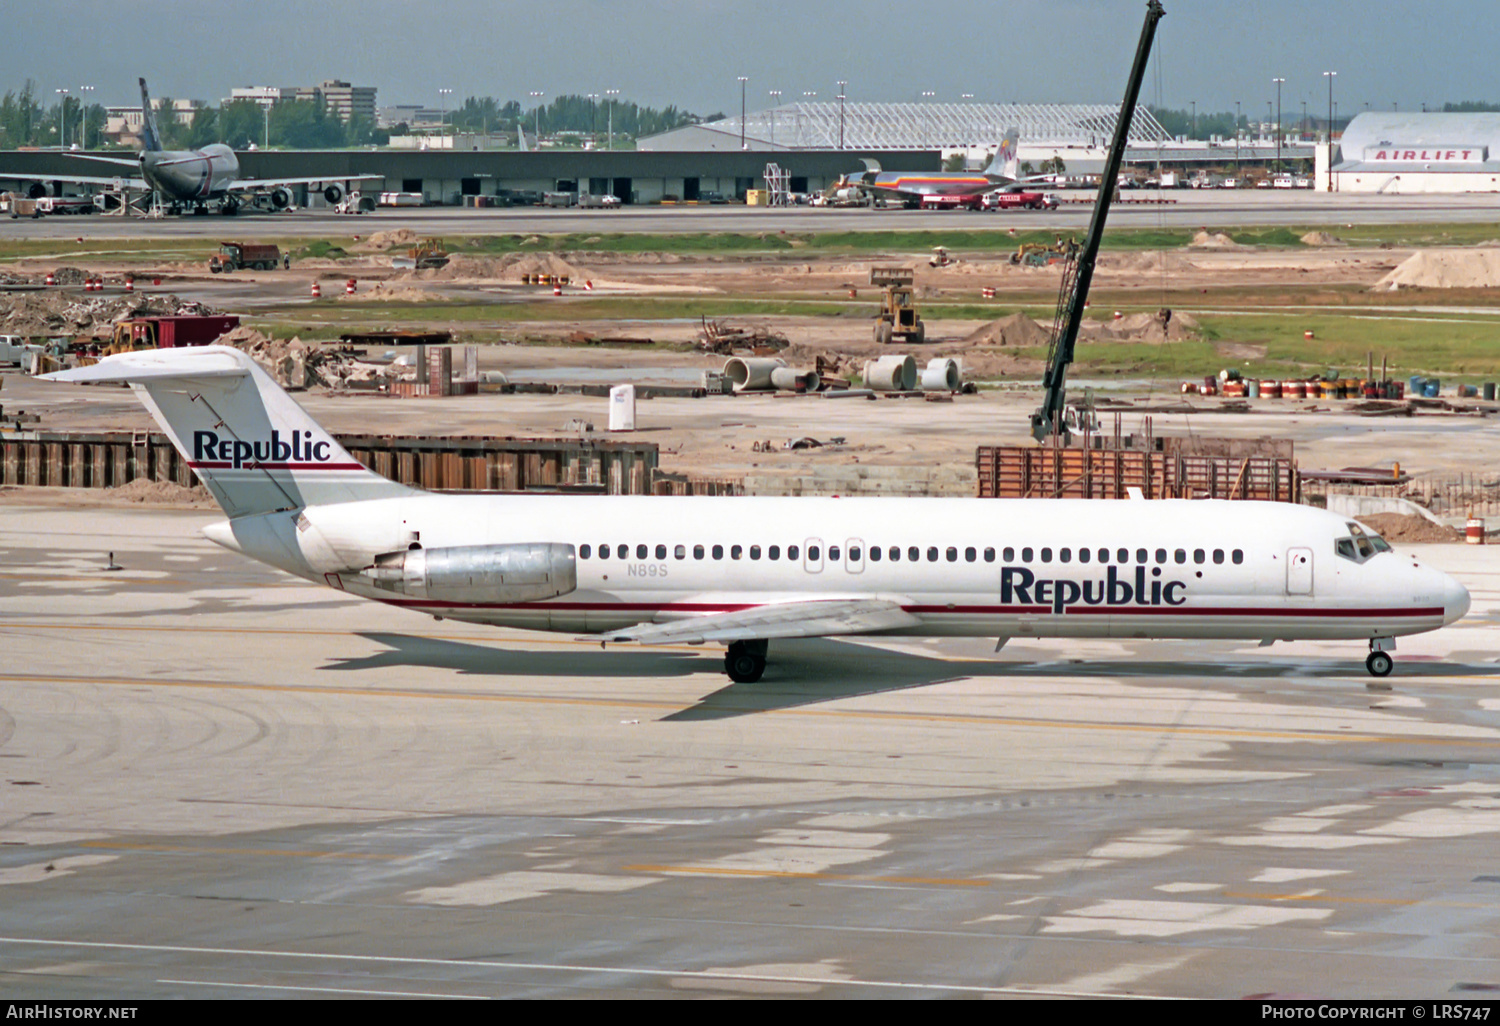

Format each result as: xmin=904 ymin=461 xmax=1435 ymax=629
xmin=192 ymin=429 xmax=332 ymax=469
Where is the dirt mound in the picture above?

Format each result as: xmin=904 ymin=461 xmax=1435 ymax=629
xmin=1301 ymin=231 xmax=1346 ymax=247
xmin=407 ymin=252 xmax=589 ymax=282
xmin=1376 ymin=248 xmax=1500 ymax=289
xmin=360 ymin=228 xmax=421 ymax=250
xmin=1356 ymin=512 xmax=1464 ymax=543
xmin=1099 ymin=251 xmax=1196 ymax=274
xmin=1188 ymin=231 xmax=1240 ymax=249
xmin=1081 ymin=310 xmax=1200 ymax=344
xmin=107 ymin=478 xmax=212 ymax=506
xmin=961 ymin=313 xmax=1051 ymax=347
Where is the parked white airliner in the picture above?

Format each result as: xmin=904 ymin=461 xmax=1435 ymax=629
xmin=46 ymin=347 xmax=1470 ymax=683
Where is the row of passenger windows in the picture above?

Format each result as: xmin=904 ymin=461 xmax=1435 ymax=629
xmin=578 ymin=543 xmax=1245 ymax=565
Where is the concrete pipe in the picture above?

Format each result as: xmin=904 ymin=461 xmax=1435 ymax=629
xmin=723 ymin=357 xmax=787 ymax=392
xmin=919 ymin=357 xmax=961 ymax=391
xmin=863 ymin=354 xmax=917 ymax=392
xmin=769 ymin=366 xmax=819 ymax=392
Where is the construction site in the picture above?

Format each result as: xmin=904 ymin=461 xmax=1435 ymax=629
xmin=3 ymin=210 xmax=1500 ymax=540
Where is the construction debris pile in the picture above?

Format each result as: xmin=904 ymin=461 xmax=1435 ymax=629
xmin=215 ymin=326 xmax=394 ymax=390
xmin=0 ymin=278 xmax=216 ymax=336
xmin=696 ymin=317 xmax=790 ymax=355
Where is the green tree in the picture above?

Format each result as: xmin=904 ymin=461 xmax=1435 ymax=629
xmin=219 ymin=100 xmax=267 ymax=149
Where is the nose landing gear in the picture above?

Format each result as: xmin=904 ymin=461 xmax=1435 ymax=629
xmin=1366 ymin=638 xmax=1395 ymax=677
xmin=725 ymin=639 xmax=768 ymax=683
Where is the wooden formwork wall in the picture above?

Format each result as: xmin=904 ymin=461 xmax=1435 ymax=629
xmin=3 ymin=432 xmax=670 ymax=496
xmin=976 ymin=444 xmax=1300 ymax=502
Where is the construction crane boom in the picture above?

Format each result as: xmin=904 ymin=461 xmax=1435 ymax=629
xmin=1030 ymin=0 xmax=1166 ymax=443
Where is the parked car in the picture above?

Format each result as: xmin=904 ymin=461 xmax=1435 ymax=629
xmin=697 ymin=191 xmax=729 ymax=204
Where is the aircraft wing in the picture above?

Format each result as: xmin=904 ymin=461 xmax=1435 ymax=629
xmin=228 ymin=174 xmax=384 ymax=191
xmin=595 ymin=596 xmax=920 ymax=645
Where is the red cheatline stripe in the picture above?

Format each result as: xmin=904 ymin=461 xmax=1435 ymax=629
xmin=371 ymin=597 xmax=1445 ymax=618
xmin=188 ymin=461 xmax=369 ymax=471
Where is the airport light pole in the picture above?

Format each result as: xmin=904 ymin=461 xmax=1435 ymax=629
xmin=79 ymin=85 xmax=93 ymax=148
xmin=921 ymin=90 xmax=935 ymax=149
xmin=55 ymin=88 xmax=68 ymax=150
xmin=530 ymin=91 xmax=544 ymax=143
xmin=1323 ymin=70 xmax=1336 ymax=191
xmin=1272 ymin=78 xmax=1284 ymax=173
xmin=587 ymin=93 xmax=598 ymax=147
xmin=802 ymin=91 xmax=817 ymax=148
xmin=738 ymin=76 xmax=748 ymax=150
xmin=1235 ymin=100 xmax=1240 ymax=175
xmin=838 ymin=80 xmax=847 ymax=150
xmin=605 ymin=89 xmax=618 ymax=150
xmin=768 ymin=90 xmax=780 ymax=148
xmin=1190 ymin=99 xmax=1195 ymax=138
xmin=438 ymin=88 xmax=452 ymax=139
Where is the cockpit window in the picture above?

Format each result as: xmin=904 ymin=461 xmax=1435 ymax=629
xmin=1337 ymin=522 xmax=1392 ymax=564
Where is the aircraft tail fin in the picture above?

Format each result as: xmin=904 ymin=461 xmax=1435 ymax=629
xmin=517 ymin=123 xmax=529 ymax=152
xmin=984 ymin=128 xmax=1020 ymax=179
xmin=42 ymin=346 xmax=416 ymax=517
xmin=139 ymin=77 xmax=163 ymax=153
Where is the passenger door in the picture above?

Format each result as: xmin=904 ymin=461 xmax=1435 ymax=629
xmin=1286 ymin=547 xmax=1313 ymax=596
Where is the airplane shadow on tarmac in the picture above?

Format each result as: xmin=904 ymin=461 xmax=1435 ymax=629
xmin=319 ymin=631 xmax=1497 ymax=720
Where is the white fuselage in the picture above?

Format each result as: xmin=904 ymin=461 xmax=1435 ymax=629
xmin=141 ymin=144 xmax=240 ymax=203
xmin=207 ymin=494 xmax=1470 ymax=643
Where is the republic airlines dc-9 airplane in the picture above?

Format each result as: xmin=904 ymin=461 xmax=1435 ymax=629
xmin=46 ymin=346 xmax=1470 ymax=684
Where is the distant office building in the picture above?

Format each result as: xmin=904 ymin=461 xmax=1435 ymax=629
xmin=295 ymin=80 xmax=377 ymax=125
xmin=227 ymin=81 xmax=376 ymax=124
xmin=226 ymin=86 xmax=296 ymax=110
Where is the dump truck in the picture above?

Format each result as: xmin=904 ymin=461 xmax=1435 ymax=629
xmin=209 ymin=242 xmax=282 ymax=273
xmin=869 ymin=266 xmax=924 ymax=345
xmin=108 ymin=315 xmax=242 ymax=354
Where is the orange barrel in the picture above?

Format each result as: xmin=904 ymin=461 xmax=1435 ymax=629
xmin=1286 ymin=381 xmax=1306 ymax=398
xmin=1260 ymin=380 xmax=1282 ymax=398
xmin=1467 ymin=518 xmax=1485 ymax=545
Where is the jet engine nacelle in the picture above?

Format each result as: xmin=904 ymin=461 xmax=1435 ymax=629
xmin=269 ymin=187 xmax=292 ymax=209
xmin=26 ymin=182 xmax=47 ymax=199
xmin=322 ymin=184 xmax=344 ymax=205
xmin=360 ymin=543 xmax=577 ymax=603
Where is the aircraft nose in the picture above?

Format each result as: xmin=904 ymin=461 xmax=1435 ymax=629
xmin=1442 ymin=572 xmax=1471 ymax=626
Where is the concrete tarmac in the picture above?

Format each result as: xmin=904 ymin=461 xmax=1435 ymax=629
xmin=2 ymin=500 xmax=1499 ymax=999
xmin=4 ymin=189 xmax=1500 ymax=239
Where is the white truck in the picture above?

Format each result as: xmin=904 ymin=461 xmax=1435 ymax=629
xmin=0 ymin=335 xmax=44 ymax=368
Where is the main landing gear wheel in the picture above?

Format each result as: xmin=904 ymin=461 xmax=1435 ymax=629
xmin=1366 ymin=651 xmax=1393 ymax=677
xmin=724 ymin=640 xmax=768 ymax=684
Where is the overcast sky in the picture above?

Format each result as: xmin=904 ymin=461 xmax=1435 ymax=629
xmin=6 ymin=1 xmax=1496 ymax=119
